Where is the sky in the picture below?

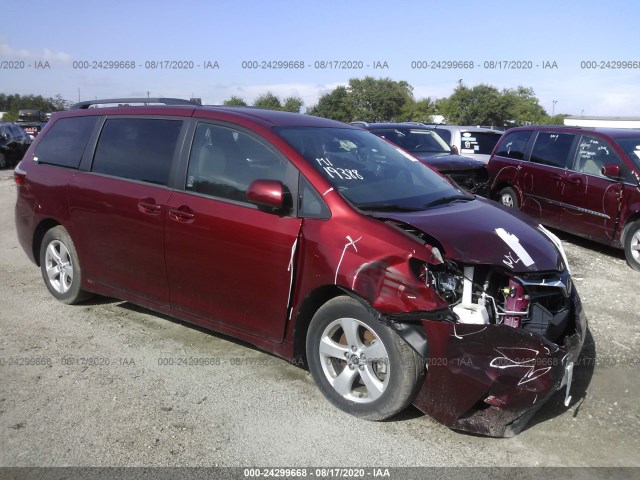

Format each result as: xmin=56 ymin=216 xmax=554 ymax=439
xmin=2 ymin=0 xmax=640 ymax=116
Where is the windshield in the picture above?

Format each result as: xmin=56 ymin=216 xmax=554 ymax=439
xmin=369 ymin=127 xmax=451 ymax=154
xmin=277 ymin=127 xmax=466 ymax=210
xmin=613 ymin=138 xmax=640 ymax=171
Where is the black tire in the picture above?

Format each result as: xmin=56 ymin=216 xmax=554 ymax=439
xmin=39 ymin=226 xmax=92 ymax=304
xmin=306 ymin=296 xmax=424 ymax=420
xmin=498 ymin=186 xmax=519 ymax=209
xmin=623 ymin=221 xmax=640 ymax=271
xmin=0 ymin=153 xmax=7 ymax=169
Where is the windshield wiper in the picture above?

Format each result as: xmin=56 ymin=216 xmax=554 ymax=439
xmin=422 ymin=194 xmax=473 ymax=208
xmin=357 ymin=203 xmax=422 ymax=212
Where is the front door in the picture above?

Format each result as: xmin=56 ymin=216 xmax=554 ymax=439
xmin=561 ymin=135 xmax=624 ymax=242
xmin=165 ymin=122 xmax=302 ymax=342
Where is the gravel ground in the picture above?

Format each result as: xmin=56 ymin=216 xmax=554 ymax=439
xmin=0 ymin=169 xmax=638 ymax=467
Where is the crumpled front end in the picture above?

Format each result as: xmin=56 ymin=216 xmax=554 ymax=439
xmin=410 ymin=270 xmax=586 ymax=437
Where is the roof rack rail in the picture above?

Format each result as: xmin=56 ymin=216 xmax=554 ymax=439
xmin=402 ymin=121 xmax=427 ymax=126
xmin=70 ymin=98 xmax=198 ymax=110
xmin=349 ymin=121 xmax=369 ymax=127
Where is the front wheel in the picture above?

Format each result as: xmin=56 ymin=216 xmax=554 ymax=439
xmin=498 ymin=186 xmax=519 ymax=209
xmin=306 ymin=296 xmax=424 ymax=420
xmin=40 ymin=226 xmax=92 ymax=304
xmin=624 ymin=221 xmax=640 ymax=271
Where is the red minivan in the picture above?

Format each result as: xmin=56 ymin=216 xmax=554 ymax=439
xmin=488 ymin=126 xmax=640 ymax=270
xmin=15 ymin=99 xmax=586 ymax=437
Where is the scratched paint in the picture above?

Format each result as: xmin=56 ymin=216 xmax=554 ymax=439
xmin=334 ymin=235 xmax=362 ymax=284
xmin=489 ymin=347 xmax=552 ymax=386
xmin=495 ymin=228 xmax=535 ymax=268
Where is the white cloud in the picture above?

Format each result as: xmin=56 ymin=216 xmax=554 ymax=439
xmin=0 ymin=36 xmax=71 ymax=64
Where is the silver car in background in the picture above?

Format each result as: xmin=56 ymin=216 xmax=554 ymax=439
xmin=422 ymin=125 xmax=503 ymax=163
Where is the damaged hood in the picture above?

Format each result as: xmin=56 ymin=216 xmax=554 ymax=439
xmin=382 ymin=197 xmax=564 ymax=272
xmin=412 ymin=153 xmax=486 ymax=172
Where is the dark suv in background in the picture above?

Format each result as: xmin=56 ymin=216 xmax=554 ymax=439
xmin=17 ymin=109 xmax=48 ymax=137
xmin=351 ymin=122 xmax=489 ymax=195
xmin=14 ymin=99 xmax=585 ymax=436
xmin=488 ymin=126 xmax=640 ymax=270
xmin=0 ymin=121 xmax=31 ymax=169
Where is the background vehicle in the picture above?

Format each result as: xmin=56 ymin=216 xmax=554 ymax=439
xmin=422 ymin=125 xmax=503 ymax=163
xmin=17 ymin=109 xmax=48 ymax=137
xmin=488 ymin=126 xmax=640 ymax=270
xmin=0 ymin=121 xmax=31 ymax=168
xmin=351 ymin=122 xmax=489 ymax=195
xmin=15 ymin=99 xmax=585 ymax=436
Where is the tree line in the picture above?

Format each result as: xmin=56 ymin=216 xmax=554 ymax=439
xmin=0 ymin=94 xmax=69 ymax=121
xmin=223 ymin=78 xmax=567 ymax=127
xmin=2 ymin=79 xmax=567 ymax=127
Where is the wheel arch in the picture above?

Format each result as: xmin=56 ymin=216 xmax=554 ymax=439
xmin=292 ymin=285 xmax=430 ymax=362
xmin=292 ymin=285 xmax=346 ymax=362
xmin=620 ymin=212 xmax=640 ymax=245
xmin=32 ymin=218 xmax=62 ymax=266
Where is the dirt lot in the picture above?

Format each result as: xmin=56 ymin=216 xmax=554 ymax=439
xmin=0 ymin=169 xmax=638 ymax=467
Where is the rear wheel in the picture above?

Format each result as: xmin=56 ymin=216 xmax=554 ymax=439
xmin=498 ymin=186 xmax=519 ymax=209
xmin=306 ymin=296 xmax=424 ymax=420
xmin=39 ymin=226 xmax=92 ymax=304
xmin=624 ymin=221 xmax=640 ymax=271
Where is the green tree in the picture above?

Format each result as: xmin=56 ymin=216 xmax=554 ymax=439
xmin=401 ymin=97 xmax=437 ymax=122
xmin=253 ymin=92 xmax=282 ymax=110
xmin=348 ymin=77 xmax=414 ymax=122
xmin=223 ymin=96 xmax=247 ymax=106
xmin=307 ymin=77 xmax=416 ymax=122
xmin=502 ymin=86 xmax=547 ymax=125
xmin=307 ymin=86 xmax=354 ymax=122
xmin=438 ymin=84 xmax=508 ymax=126
xmin=282 ymin=96 xmax=304 ymax=113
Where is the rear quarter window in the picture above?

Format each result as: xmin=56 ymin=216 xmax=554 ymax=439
xmin=34 ymin=116 xmax=99 ymax=168
xmin=494 ymin=131 xmax=532 ymax=160
xmin=92 ymin=118 xmax=182 ymax=186
xmin=530 ymin=132 xmax=575 ymax=168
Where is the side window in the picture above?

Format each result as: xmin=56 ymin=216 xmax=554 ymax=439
xmin=186 ymin=123 xmax=288 ymax=203
xmin=530 ymin=132 xmax=575 ymax=168
xmin=574 ymin=135 xmax=627 ymax=179
xmin=92 ymin=118 xmax=182 ymax=185
xmin=436 ymin=129 xmax=452 ymax=144
xmin=495 ymin=131 xmax=532 ymax=160
xmin=299 ymin=175 xmax=330 ymax=218
xmin=34 ymin=116 xmax=99 ymax=168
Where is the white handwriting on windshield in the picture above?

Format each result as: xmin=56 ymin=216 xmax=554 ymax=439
xmin=316 ymin=157 xmax=364 ymax=180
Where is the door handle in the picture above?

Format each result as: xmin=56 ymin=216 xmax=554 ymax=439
xmin=169 ymin=206 xmax=195 ymax=222
xmin=138 ymin=199 xmax=162 ymax=215
xmin=565 ymin=176 xmax=582 ymax=185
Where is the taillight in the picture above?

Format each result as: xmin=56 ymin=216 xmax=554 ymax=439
xmin=14 ymin=166 xmax=26 ymax=186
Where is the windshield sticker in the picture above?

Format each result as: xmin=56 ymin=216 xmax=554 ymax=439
xmin=395 ymin=148 xmax=419 ymax=162
xmin=316 ymin=157 xmax=363 ymax=180
xmin=495 ymin=228 xmax=535 ymax=268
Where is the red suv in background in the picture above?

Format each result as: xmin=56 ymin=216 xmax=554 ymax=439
xmin=488 ymin=126 xmax=640 ymax=270
xmin=15 ymin=99 xmax=586 ymax=437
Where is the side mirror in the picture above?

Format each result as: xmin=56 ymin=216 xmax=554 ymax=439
xmin=247 ymin=180 xmax=289 ymax=213
xmin=601 ymin=164 xmax=620 ymax=179
xmin=450 ymin=144 xmax=459 ymax=155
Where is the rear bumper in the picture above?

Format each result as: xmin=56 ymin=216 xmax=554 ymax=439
xmin=412 ymin=284 xmax=586 ymax=437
